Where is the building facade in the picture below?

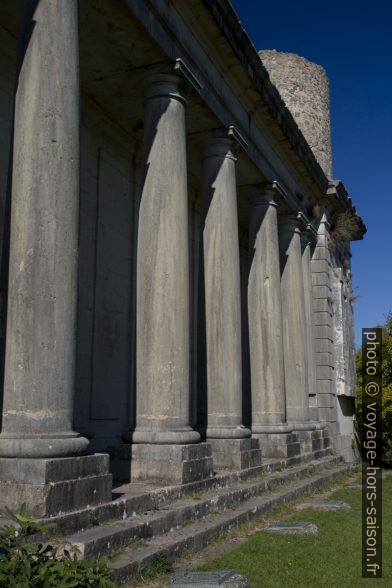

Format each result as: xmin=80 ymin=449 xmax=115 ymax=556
xmin=0 ymin=0 xmax=365 ymax=518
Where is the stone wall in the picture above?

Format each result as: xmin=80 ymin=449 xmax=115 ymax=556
xmin=74 ymin=102 xmax=137 ymax=451
xmin=259 ymin=50 xmax=332 ymax=178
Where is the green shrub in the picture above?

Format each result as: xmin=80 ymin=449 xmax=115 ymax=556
xmin=0 ymin=504 xmax=116 ymax=587
xmin=355 ymin=312 xmax=392 ymax=467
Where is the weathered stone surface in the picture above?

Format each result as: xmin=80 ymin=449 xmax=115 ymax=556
xmin=31 ymin=455 xmax=339 ymax=539
xmin=171 ymin=570 xmax=250 ymax=587
xmin=133 ymin=72 xmax=199 ymax=447
xmin=256 ymin=432 xmax=300 ymax=459
xmin=0 ymin=0 xmax=364 ymax=526
xmin=108 ymin=462 xmax=352 ymax=584
xmin=0 ymin=472 xmax=113 ymax=518
xmin=208 ymin=438 xmax=261 ymax=470
xmin=129 ymin=443 xmax=213 ymax=484
xmin=296 ymin=430 xmax=324 ymax=454
xmin=0 ymin=0 xmax=88 ymax=459
xmin=301 ymin=233 xmax=317 ymax=403
xmin=0 ymin=453 xmax=109 ymax=484
xmin=264 ymin=521 xmax=318 ymax=535
xmin=259 ymin=50 xmax=332 ymax=177
xmin=297 ymin=499 xmax=350 ymax=511
xmin=278 ymin=214 xmax=311 ymax=428
xmin=248 ymin=184 xmax=289 ymax=435
xmin=200 ymin=131 xmax=250 ymax=441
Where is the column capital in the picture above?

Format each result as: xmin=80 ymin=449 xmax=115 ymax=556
xmin=143 ymin=58 xmax=202 ymax=102
xmin=201 ymin=125 xmax=247 ymax=161
xmin=278 ymin=212 xmax=302 ymax=234
xmin=298 ymin=212 xmax=318 ymax=246
xmin=248 ymin=180 xmax=288 ymax=210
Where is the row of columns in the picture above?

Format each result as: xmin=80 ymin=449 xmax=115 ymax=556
xmin=0 ymin=3 xmax=320 ymax=478
xmin=127 ymin=68 xmax=320 ymax=468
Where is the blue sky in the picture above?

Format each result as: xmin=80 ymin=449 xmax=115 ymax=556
xmin=231 ymin=0 xmax=392 ymax=346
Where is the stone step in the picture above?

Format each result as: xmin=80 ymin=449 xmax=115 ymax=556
xmin=65 ymin=454 xmax=341 ymax=559
xmin=109 ymin=462 xmax=353 ymax=584
xmin=40 ymin=446 xmax=334 ymax=537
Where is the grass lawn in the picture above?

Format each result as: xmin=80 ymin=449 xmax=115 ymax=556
xmin=194 ymin=474 xmax=391 ymax=588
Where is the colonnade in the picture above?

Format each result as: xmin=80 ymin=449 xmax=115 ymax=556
xmin=0 ymin=2 xmax=324 ymax=493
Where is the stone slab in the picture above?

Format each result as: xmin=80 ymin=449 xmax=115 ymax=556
xmin=0 ymin=454 xmax=112 ymax=517
xmin=171 ymin=571 xmax=250 ymax=587
xmin=297 ymin=499 xmax=350 ymax=511
xmin=129 ymin=443 xmax=213 ymax=484
xmin=0 ymin=474 xmax=113 ymax=518
xmin=207 ymin=438 xmax=261 ymax=470
xmin=0 ymin=453 xmax=110 ymax=484
xmin=264 ymin=521 xmax=318 ymax=535
xmin=255 ymin=432 xmax=300 ymax=459
xmin=296 ymin=430 xmax=324 ymax=454
xmin=311 ymin=499 xmax=350 ymax=510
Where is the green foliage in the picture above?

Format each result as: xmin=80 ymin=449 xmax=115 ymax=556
xmin=329 ymin=210 xmax=360 ymax=249
xmin=0 ymin=504 xmax=116 ymax=588
xmin=356 ymin=312 xmax=392 ymax=465
xmin=135 ymin=553 xmax=173 ymax=583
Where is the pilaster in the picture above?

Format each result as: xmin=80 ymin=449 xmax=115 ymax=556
xmin=311 ymin=213 xmax=336 ymax=436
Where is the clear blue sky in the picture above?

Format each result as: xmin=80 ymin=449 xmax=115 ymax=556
xmin=231 ymin=0 xmax=392 ymax=346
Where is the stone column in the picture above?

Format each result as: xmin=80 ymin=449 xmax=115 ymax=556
xmin=130 ymin=67 xmax=212 ymax=483
xmin=300 ymin=220 xmax=318 ymax=416
xmin=278 ymin=214 xmax=314 ymax=436
xmin=0 ymin=0 xmax=112 ymax=516
xmin=247 ymin=183 xmax=298 ymax=458
xmin=200 ymin=128 xmax=260 ymax=470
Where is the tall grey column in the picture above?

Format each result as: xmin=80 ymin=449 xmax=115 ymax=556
xmin=248 ymin=184 xmax=289 ymax=433
xmin=279 ymin=214 xmax=314 ymax=432
xmin=130 ymin=67 xmax=212 ymax=483
xmin=201 ymin=129 xmax=260 ymax=470
xmin=134 ymin=72 xmax=198 ymax=445
xmin=0 ymin=0 xmax=112 ymax=517
xmin=0 ymin=0 xmax=88 ymax=459
xmin=247 ymin=183 xmax=299 ymax=459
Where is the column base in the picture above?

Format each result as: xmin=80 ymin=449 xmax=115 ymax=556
xmin=129 ymin=443 xmax=213 ymax=484
xmin=131 ymin=428 xmax=200 ymax=445
xmin=252 ymin=423 xmax=292 ymax=434
xmin=207 ymin=437 xmax=261 ymax=470
xmin=289 ymin=422 xmax=317 ymax=431
xmin=202 ymin=425 xmax=251 ymax=439
xmin=0 ymin=433 xmax=90 ymax=458
xmin=253 ymin=432 xmax=300 ymax=459
xmin=0 ymin=454 xmax=112 ymax=517
xmin=296 ymin=429 xmax=326 ymax=454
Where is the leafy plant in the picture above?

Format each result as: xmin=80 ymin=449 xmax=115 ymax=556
xmin=0 ymin=504 xmax=116 ymax=587
xmin=328 ymin=211 xmax=359 ymax=250
xmin=355 ymin=312 xmax=392 ymax=466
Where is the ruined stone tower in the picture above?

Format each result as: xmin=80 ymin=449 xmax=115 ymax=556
xmin=259 ymin=50 xmax=332 ymax=178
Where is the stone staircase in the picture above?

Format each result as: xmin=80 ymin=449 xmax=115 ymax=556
xmin=35 ymin=445 xmax=354 ymax=585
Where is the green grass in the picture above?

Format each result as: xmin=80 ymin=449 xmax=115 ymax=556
xmin=134 ymin=554 xmax=173 ymax=583
xmin=195 ymin=475 xmax=392 ymax=587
